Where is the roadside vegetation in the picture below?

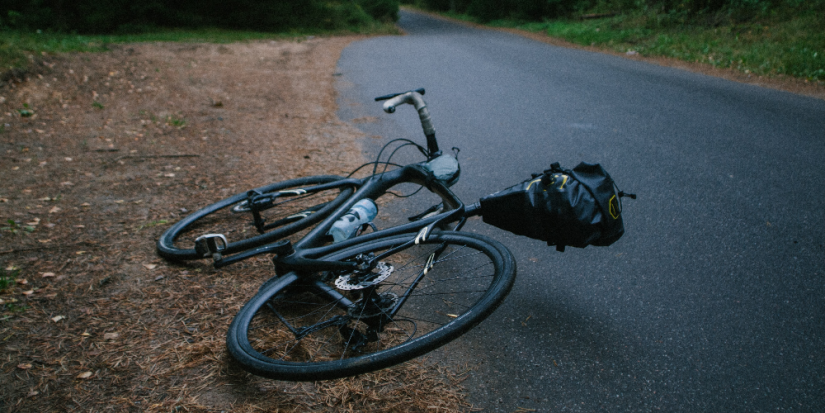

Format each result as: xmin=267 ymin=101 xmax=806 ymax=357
xmin=404 ymin=0 xmax=825 ymax=82
xmin=0 ymin=0 xmax=400 ymax=76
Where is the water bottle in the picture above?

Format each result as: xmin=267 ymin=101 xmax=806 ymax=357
xmin=327 ymin=199 xmax=378 ymax=243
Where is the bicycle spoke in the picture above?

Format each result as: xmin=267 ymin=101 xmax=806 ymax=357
xmin=232 ymin=233 xmax=514 ymax=377
xmin=158 ymin=176 xmax=352 ymax=260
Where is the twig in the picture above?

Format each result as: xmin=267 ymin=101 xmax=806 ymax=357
xmin=110 ymin=154 xmax=201 ymax=163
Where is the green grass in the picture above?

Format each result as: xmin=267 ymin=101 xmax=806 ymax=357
xmin=405 ymin=4 xmax=823 ymax=82
xmin=1 ymin=23 xmax=399 ymax=73
xmin=495 ymin=12 xmax=825 ymax=81
xmin=0 ymin=219 xmax=35 ymax=234
xmin=0 ymin=266 xmax=18 ymax=290
xmin=165 ymin=114 xmax=187 ymax=128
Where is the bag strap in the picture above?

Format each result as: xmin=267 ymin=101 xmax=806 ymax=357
xmin=541 ymin=162 xmax=570 ymax=252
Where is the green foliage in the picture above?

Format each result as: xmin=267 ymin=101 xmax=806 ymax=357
xmin=0 ymin=0 xmax=399 ymax=33
xmin=17 ymin=103 xmax=33 ymax=117
xmin=1 ymin=219 xmax=35 ymax=233
xmin=166 ymin=114 xmax=186 ymax=128
xmin=406 ymin=0 xmax=824 ymax=22
xmin=0 ymin=0 xmax=399 ymax=72
xmin=360 ymin=0 xmax=402 ymax=22
xmin=0 ymin=266 xmax=19 ymax=290
xmin=510 ymin=11 xmax=824 ymax=80
xmin=405 ymin=0 xmax=823 ymax=80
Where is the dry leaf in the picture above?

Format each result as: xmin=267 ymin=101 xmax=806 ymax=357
xmin=76 ymin=251 xmax=86 ymax=255
xmin=77 ymin=371 xmax=93 ymax=379
xmin=42 ymin=272 xmax=55 ymax=278
xmin=22 ymin=290 xmax=34 ymax=296
xmin=103 ymin=332 xmax=119 ymax=340
xmin=80 ymin=203 xmax=91 ymax=207
xmin=16 ymin=279 xmax=28 ymax=285
xmin=114 ymin=200 xmax=125 ymax=204
xmin=81 ymin=332 xmax=91 ymax=337
xmin=17 ymin=363 xmax=33 ymax=370
xmin=164 ymin=173 xmax=175 ymax=177
xmin=48 ymin=206 xmax=61 ymax=214
xmin=51 ymin=315 xmax=65 ymax=322
xmin=143 ymin=263 xmax=157 ymax=270
xmin=60 ymin=181 xmax=74 ymax=186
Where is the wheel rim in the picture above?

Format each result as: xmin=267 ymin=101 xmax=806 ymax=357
xmin=159 ymin=176 xmax=351 ymax=257
xmin=231 ymin=233 xmax=515 ymax=380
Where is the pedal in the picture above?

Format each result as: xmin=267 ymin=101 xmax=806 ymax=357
xmin=194 ymin=234 xmax=228 ymax=260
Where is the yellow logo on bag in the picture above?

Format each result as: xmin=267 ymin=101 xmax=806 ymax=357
xmin=528 ymin=174 xmax=568 ymax=192
xmin=609 ymin=194 xmax=620 ymax=219
xmin=526 ymin=178 xmax=542 ymax=190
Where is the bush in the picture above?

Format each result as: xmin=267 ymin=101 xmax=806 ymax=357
xmin=0 ymin=0 xmax=399 ymax=33
xmin=360 ymin=0 xmax=401 ymax=22
xmin=406 ymin=0 xmax=825 ymax=23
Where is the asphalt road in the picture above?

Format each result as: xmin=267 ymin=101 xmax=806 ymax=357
xmin=335 ymin=10 xmax=825 ymax=412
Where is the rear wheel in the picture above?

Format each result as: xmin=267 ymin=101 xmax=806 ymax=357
xmin=226 ymin=231 xmax=517 ymax=381
xmin=156 ymin=175 xmax=354 ymax=260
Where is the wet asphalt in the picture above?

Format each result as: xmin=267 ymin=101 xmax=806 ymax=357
xmin=335 ymin=10 xmax=825 ymax=412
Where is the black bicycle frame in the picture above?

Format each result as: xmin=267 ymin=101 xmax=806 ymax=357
xmin=213 ymin=162 xmax=469 ymax=272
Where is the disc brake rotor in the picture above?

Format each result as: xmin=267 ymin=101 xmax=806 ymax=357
xmin=335 ymin=262 xmax=394 ymax=290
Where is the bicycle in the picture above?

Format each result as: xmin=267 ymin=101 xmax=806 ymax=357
xmin=156 ymin=89 xmax=625 ymax=381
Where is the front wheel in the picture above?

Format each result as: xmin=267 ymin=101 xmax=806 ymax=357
xmin=226 ymin=231 xmax=517 ymax=381
xmin=156 ymin=175 xmax=354 ymax=260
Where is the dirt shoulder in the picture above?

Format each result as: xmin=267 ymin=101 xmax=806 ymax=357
xmin=0 ymin=37 xmax=469 ymax=412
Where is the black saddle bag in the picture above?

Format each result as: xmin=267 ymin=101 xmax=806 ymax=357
xmin=479 ymin=162 xmax=633 ymax=251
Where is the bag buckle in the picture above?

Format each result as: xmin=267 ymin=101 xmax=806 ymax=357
xmin=194 ymin=234 xmax=228 ymax=260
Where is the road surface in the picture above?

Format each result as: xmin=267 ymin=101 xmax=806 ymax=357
xmin=336 ymin=10 xmax=825 ymax=412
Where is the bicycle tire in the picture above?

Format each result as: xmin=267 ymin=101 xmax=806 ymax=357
xmin=226 ymin=231 xmax=517 ymax=381
xmin=157 ymin=175 xmax=354 ymax=260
